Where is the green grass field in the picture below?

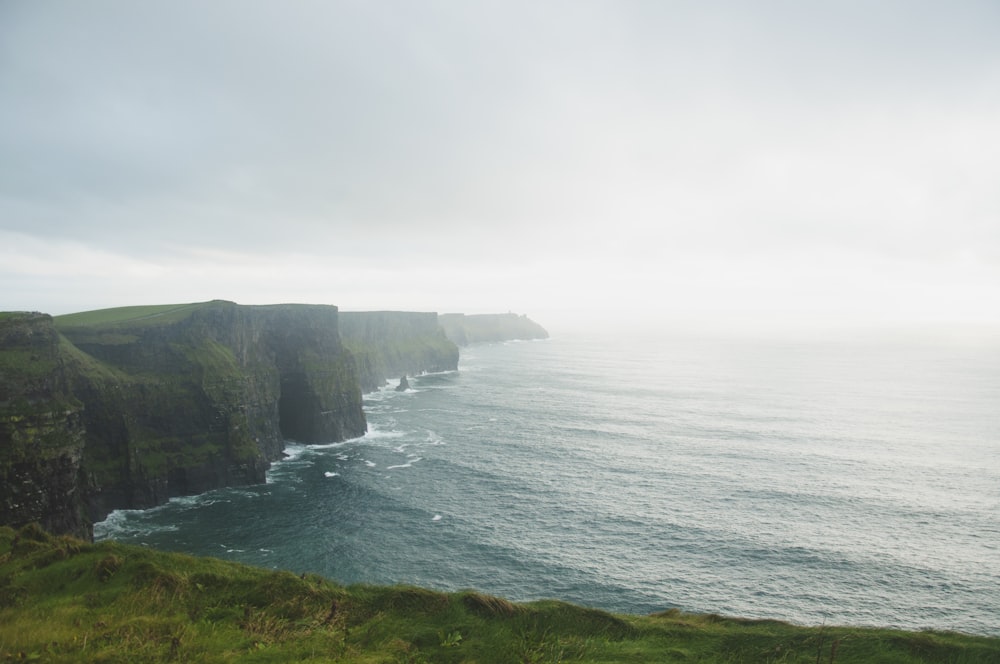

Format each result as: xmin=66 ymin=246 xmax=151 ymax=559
xmin=1 ymin=525 xmax=996 ymax=663
xmin=53 ymin=302 xmax=214 ymax=329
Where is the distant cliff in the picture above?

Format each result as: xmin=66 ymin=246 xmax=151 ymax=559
xmin=439 ymin=313 xmax=549 ymax=346
xmin=1 ymin=301 xmax=366 ymax=538
xmin=339 ymin=312 xmax=459 ymax=392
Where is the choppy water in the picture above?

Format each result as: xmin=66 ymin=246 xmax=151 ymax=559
xmin=96 ymin=331 xmax=1000 ymax=636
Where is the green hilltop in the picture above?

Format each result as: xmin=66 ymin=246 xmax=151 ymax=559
xmin=1 ymin=525 xmax=997 ymax=663
xmin=54 ymin=302 xmax=213 ymax=328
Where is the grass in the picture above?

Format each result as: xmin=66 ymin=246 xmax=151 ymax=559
xmin=53 ymin=302 xmax=228 ymax=349
xmin=53 ymin=302 xmax=218 ymax=329
xmin=1 ymin=525 xmax=997 ymax=663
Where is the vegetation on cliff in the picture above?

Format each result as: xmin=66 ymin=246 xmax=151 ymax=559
xmin=1 ymin=302 xmax=367 ymax=538
xmin=1 ymin=524 xmax=997 ymax=663
xmin=0 ymin=313 xmax=89 ymax=539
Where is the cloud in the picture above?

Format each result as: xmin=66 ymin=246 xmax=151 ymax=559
xmin=1 ymin=1 xmax=998 ymax=331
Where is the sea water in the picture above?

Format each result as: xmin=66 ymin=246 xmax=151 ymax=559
xmin=95 ymin=330 xmax=1000 ymax=636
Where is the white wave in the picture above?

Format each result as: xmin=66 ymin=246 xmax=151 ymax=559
xmin=432 ymin=514 xmax=442 ymax=521
xmin=175 ymin=497 xmax=228 ymax=508
xmin=168 ymin=494 xmax=204 ymax=509
xmin=280 ymin=443 xmax=308 ymax=461
xmin=94 ymin=508 xmax=178 ymax=540
xmin=270 ymin=460 xmax=312 ymax=472
xmin=324 ymin=471 xmax=340 ymax=478
xmin=364 ymin=460 xmax=376 ymax=467
xmin=308 ymin=440 xmax=350 ymax=450
xmin=343 ymin=428 xmax=370 ymax=443
xmin=365 ymin=423 xmax=406 ymax=440
xmin=387 ymin=457 xmax=422 ymax=470
xmin=229 ymin=488 xmax=266 ymax=498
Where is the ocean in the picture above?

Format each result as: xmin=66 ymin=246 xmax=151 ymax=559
xmin=95 ymin=330 xmax=1000 ymax=636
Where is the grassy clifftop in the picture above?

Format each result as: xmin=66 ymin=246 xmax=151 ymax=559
xmin=54 ymin=302 xmax=211 ymax=331
xmin=1 ymin=525 xmax=996 ymax=663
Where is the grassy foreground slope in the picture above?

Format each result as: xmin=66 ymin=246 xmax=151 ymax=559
xmin=1 ymin=526 xmax=996 ymax=663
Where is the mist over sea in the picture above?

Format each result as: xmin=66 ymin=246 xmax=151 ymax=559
xmin=96 ymin=331 xmax=1000 ymax=636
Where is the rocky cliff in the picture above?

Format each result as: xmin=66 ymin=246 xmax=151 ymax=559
xmin=438 ymin=313 xmax=549 ymax=346
xmin=0 ymin=313 xmax=89 ymax=538
xmin=2 ymin=303 xmax=546 ymax=539
xmin=339 ymin=312 xmax=459 ymax=392
xmin=1 ymin=301 xmax=366 ymax=538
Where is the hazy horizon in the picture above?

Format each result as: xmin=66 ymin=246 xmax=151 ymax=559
xmin=3 ymin=2 xmax=998 ymax=337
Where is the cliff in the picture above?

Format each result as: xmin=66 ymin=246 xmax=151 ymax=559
xmin=0 ymin=313 xmax=89 ymax=539
xmin=439 ymin=313 xmax=549 ymax=346
xmin=1 ymin=301 xmax=366 ymax=537
xmin=1 ymin=303 xmax=545 ymax=539
xmin=339 ymin=311 xmax=459 ymax=392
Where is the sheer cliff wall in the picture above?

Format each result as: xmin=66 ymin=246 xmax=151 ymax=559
xmin=0 ymin=313 xmax=89 ymax=538
xmin=339 ymin=311 xmax=459 ymax=392
xmin=1 ymin=302 xmax=366 ymax=538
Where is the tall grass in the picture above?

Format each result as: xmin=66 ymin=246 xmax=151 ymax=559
xmin=1 ymin=525 xmax=997 ymax=663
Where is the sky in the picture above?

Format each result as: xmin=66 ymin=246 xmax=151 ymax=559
xmin=2 ymin=1 xmax=999 ymax=335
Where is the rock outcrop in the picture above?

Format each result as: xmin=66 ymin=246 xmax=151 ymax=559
xmin=438 ymin=313 xmax=549 ymax=346
xmin=339 ymin=312 xmax=459 ymax=392
xmin=1 ymin=301 xmax=366 ymax=537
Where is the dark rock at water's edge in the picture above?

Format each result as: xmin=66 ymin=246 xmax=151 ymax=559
xmin=439 ymin=312 xmax=549 ymax=346
xmin=339 ymin=311 xmax=459 ymax=392
xmin=395 ymin=375 xmax=410 ymax=391
xmin=1 ymin=302 xmax=366 ymax=539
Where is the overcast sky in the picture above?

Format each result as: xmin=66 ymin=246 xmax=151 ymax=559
xmin=2 ymin=1 xmax=998 ymax=334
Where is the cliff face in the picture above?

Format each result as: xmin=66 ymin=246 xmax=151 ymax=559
xmin=438 ymin=313 xmax=549 ymax=346
xmin=1 ymin=302 xmax=366 ymax=536
xmin=0 ymin=313 xmax=89 ymax=539
xmin=339 ymin=312 xmax=459 ymax=392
